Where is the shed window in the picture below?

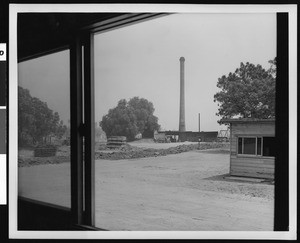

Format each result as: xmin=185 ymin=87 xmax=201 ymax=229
xmin=238 ymin=136 xmax=274 ymax=157
xmin=243 ymin=137 xmax=256 ymax=154
xmin=263 ymin=137 xmax=275 ymax=157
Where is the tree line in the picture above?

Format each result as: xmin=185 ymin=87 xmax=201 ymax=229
xmin=18 ymin=86 xmax=67 ymax=146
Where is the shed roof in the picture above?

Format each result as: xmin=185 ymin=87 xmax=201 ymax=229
xmin=220 ymin=118 xmax=275 ymax=124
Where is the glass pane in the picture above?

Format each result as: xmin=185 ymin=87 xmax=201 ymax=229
xmin=257 ymin=137 xmax=262 ymax=155
xmin=94 ymin=13 xmax=275 ymax=231
xmin=263 ymin=137 xmax=275 ymax=157
xmin=238 ymin=137 xmax=243 ymax=154
xmin=18 ymin=50 xmax=70 ymax=208
xmin=243 ymin=138 xmax=256 ymax=155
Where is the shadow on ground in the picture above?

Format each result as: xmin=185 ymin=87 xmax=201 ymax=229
xmin=204 ymin=173 xmax=274 ymax=185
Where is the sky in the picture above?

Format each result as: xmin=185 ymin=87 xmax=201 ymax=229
xmin=18 ymin=13 xmax=276 ymax=132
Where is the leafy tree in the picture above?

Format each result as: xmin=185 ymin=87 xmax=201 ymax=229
xmin=18 ymin=86 xmax=67 ymax=146
xmin=214 ymin=58 xmax=276 ymax=122
xmin=100 ymin=99 xmax=138 ymax=141
xmin=100 ymin=97 xmax=160 ymax=141
xmin=128 ymin=97 xmax=160 ymax=138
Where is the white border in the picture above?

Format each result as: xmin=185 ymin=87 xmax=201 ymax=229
xmin=9 ymin=4 xmax=297 ymax=240
xmin=288 ymin=7 xmax=297 ymax=237
xmin=8 ymin=3 xmax=299 ymax=13
xmin=0 ymin=154 xmax=6 ymax=205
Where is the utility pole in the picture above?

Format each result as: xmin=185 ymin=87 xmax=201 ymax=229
xmin=198 ymin=113 xmax=201 ymax=150
xmin=179 ymin=57 xmax=186 ymax=132
xmin=198 ymin=113 xmax=200 ymax=132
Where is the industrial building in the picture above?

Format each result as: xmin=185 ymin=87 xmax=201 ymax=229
xmin=154 ymin=130 xmax=218 ymax=142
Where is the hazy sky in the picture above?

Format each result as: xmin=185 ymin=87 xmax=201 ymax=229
xmin=19 ymin=13 xmax=276 ymax=132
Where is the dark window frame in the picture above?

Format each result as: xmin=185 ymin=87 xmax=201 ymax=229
xmin=71 ymin=13 xmax=167 ymax=228
xmin=17 ymin=13 xmax=168 ymax=230
xmin=237 ymin=136 xmax=275 ymax=158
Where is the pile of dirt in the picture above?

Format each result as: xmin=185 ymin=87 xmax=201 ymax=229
xmin=18 ymin=155 xmax=70 ymax=167
xmin=95 ymin=142 xmax=229 ymax=160
xmin=18 ymin=143 xmax=229 ymax=166
xmin=18 ymin=146 xmax=70 ymax=167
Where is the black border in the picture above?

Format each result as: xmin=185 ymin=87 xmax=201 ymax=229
xmin=274 ymin=12 xmax=289 ymax=231
xmin=1 ymin=0 xmax=297 ymax=241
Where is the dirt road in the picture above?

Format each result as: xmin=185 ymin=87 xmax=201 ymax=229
xmin=19 ymin=147 xmax=274 ymax=231
xmin=95 ymin=150 xmax=274 ymax=231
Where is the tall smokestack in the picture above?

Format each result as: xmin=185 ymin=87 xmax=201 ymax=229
xmin=179 ymin=57 xmax=186 ymax=132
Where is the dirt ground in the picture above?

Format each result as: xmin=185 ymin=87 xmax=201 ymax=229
xmin=95 ymin=150 xmax=274 ymax=231
xmin=19 ymin=142 xmax=274 ymax=231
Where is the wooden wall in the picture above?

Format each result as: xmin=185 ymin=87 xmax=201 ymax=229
xmin=230 ymin=122 xmax=275 ymax=179
xmin=230 ymin=157 xmax=274 ymax=179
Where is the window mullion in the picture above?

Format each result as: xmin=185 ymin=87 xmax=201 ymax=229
xmin=82 ymin=31 xmax=95 ymax=227
xmin=70 ymin=35 xmax=84 ymax=225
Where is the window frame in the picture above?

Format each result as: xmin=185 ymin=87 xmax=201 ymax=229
xmin=237 ymin=135 xmax=275 ymax=158
xmin=72 ymin=13 xmax=168 ymax=228
xmin=17 ymin=48 xmax=72 ymax=208
xmin=17 ymin=13 xmax=169 ymax=230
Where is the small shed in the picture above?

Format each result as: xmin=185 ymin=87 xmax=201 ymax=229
xmin=221 ymin=118 xmax=275 ymax=179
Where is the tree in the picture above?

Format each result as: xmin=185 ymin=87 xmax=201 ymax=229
xmin=100 ymin=97 xmax=160 ymax=141
xmin=128 ymin=97 xmax=160 ymax=138
xmin=18 ymin=86 xmax=67 ymax=146
xmin=100 ymin=99 xmax=138 ymax=141
xmin=214 ymin=58 xmax=276 ymax=122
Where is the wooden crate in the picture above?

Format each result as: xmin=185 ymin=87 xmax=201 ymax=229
xmin=107 ymin=136 xmax=127 ymax=148
xmin=34 ymin=144 xmax=57 ymax=157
